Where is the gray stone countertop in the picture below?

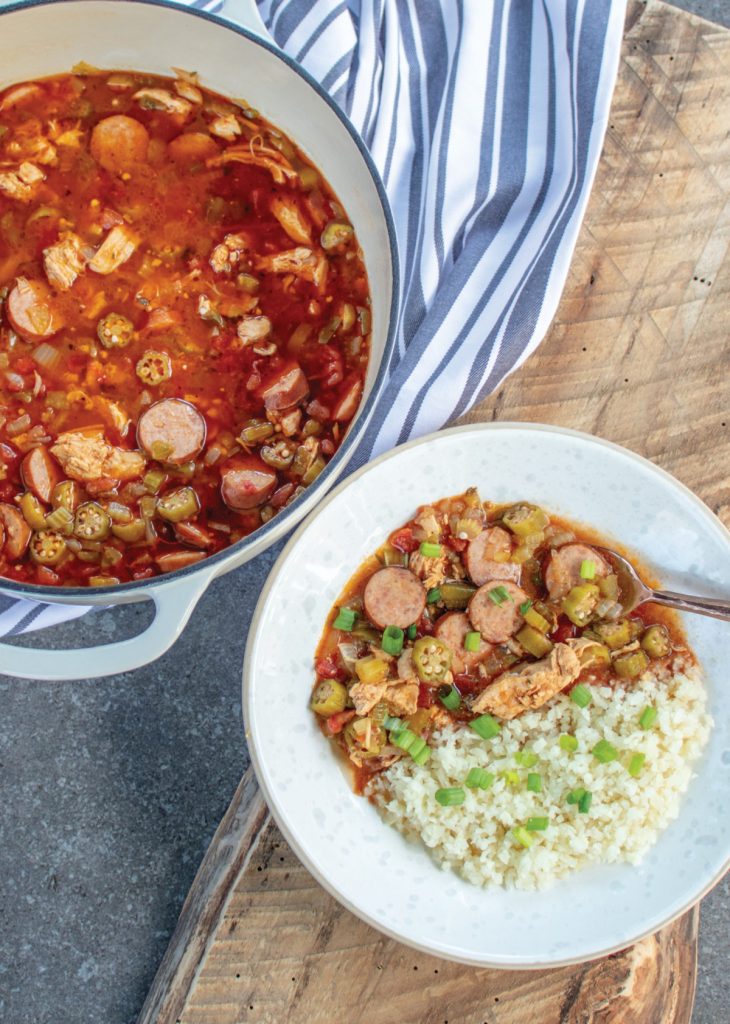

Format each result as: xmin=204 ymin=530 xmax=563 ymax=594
xmin=1 ymin=2 xmax=729 ymax=1022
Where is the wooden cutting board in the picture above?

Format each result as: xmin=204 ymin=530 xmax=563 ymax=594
xmin=138 ymin=2 xmax=730 ymax=1021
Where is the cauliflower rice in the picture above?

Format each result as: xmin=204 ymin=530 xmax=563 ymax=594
xmin=368 ymin=657 xmax=711 ymax=889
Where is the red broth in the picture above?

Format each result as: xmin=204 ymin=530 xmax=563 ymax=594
xmin=0 ymin=69 xmax=370 ymax=586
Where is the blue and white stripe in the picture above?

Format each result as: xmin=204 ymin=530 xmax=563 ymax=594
xmin=0 ymin=0 xmax=624 ymax=638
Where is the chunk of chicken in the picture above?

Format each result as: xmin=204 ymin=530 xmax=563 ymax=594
xmin=270 ymin=196 xmax=312 ymax=245
xmin=0 ymin=162 xmax=44 ymax=202
xmin=88 ymin=225 xmax=139 ymax=275
xmin=383 ymin=681 xmax=419 ymax=718
xmin=50 ymin=428 xmax=145 ymax=482
xmin=209 ymin=143 xmax=298 ymax=184
xmin=255 ymin=246 xmax=328 ymax=291
xmin=208 ymin=114 xmax=242 ymax=141
xmin=6 ymin=133 xmax=57 ymax=166
xmin=471 ymin=643 xmax=581 ymax=720
xmin=408 ymin=549 xmax=448 ymax=590
xmin=43 ymin=232 xmax=87 ymax=291
xmin=237 ymin=316 xmax=271 ymax=344
xmin=133 ymin=88 xmax=192 ymax=118
xmin=174 ymin=79 xmax=203 ymax=104
xmin=209 ymin=232 xmax=249 ymax=274
xmin=349 ymin=681 xmax=387 ymax=717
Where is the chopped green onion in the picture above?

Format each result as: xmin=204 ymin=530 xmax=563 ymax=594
xmin=512 ymin=826 xmax=533 ymax=848
xmin=515 ymin=750 xmax=538 ymax=768
xmin=469 ymin=713 xmax=501 ymax=740
xmin=519 ymin=599 xmax=533 ymax=615
xmin=627 ymin=752 xmax=646 ymax=777
xmin=500 ymin=769 xmax=520 ymax=786
xmin=580 ymin=559 xmax=597 ymax=580
xmin=435 ymin=787 xmax=465 ymax=807
xmin=559 ymin=734 xmax=578 ymax=753
xmin=381 ymin=625 xmax=404 ymax=656
xmin=526 ymin=816 xmax=549 ymax=831
xmin=488 ymin=585 xmax=510 ymax=606
xmin=527 ymin=772 xmax=542 ymax=793
xmin=567 ymin=788 xmax=586 ymax=805
xmin=392 ymin=728 xmax=418 ymax=752
xmin=412 ymin=744 xmax=431 ymax=766
xmin=464 ymin=630 xmax=481 ymax=652
xmin=426 ymin=587 xmax=441 ymax=604
xmin=639 ymin=705 xmax=657 ymax=730
xmin=465 ymin=767 xmax=494 ymax=790
xmin=333 ymin=607 xmax=356 ymax=631
xmin=408 ymin=737 xmax=427 ymax=759
xmin=578 ymin=790 xmax=593 ymax=814
xmin=592 ymin=739 xmax=618 ymax=763
xmin=406 ymin=624 xmax=418 ymax=640
xmin=570 ymin=683 xmax=593 ymax=708
xmin=383 ymin=715 xmax=403 ymax=731
xmin=420 ymin=541 xmax=443 ymax=558
xmin=439 ymin=685 xmax=461 ymax=711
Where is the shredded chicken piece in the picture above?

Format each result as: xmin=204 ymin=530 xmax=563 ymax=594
xmin=208 ymin=232 xmax=249 ymax=274
xmin=208 ymin=143 xmax=298 ymax=184
xmin=43 ymin=232 xmax=87 ymax=291
xmin=237 ymin=315 xmax=271 ymax=344
xmin=255 ymin=246 xmax=328 ymax=291
xmin=270 ymin=196 xmax=312 ymax=245
xmin=6 ymin=134 xmax=57 ymax=166
xmin=50 ymin=428 xmax=145 ymax=482
xmin=383 ymin=681 xmax=419 ymax=717
xmin=174 ymin=79 xmax=203 ymax=104
xmin=397 ymin=648 xmax=416 ymax=681
xmin=349 ymin=681 xmax=387 ymax=716
xmin=0 ymin=162 xmax=44 ymax=202
xmin=408 ymin=550 xmax=448 ymax=590
xmin=208 ymin=114 xmax=241 ymax=141
xmin=471 ymin=643 xmax=581 ymax=720
xmin=93 ymin=396 xmax=131 ymax=437
xmin=133 ymin=88 xmax=192 ymax=117
xmin=88 ymin=225 xmax=139 ymax=275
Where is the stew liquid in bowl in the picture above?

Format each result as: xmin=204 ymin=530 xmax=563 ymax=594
xmin=0 ymin=68 xmax=370 ymax=587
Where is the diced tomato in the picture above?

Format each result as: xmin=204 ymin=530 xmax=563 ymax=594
xmin=36 ymin=566 xmax=60 ymax=585
xmin=453 ymin=672 xmax=483 ymax=694
xmin=446 ymin=534 xmax=468 ymax=553
xmin=324 ymin=709 xmax=355 ymax=735
xmin=550 ymin=616 xmax=577 ymax=644
xmin=390 ymin=528 xmax=419 ymax=554
xmin=0 ymin=482 xmax=16 ymax=501
xmin=315 ymin=655 xmax=346 ymax=681
xmin=417 ymin=683 xmax=433 ymax=708
xmin=14 ymin=356 xmax=34 ymax=374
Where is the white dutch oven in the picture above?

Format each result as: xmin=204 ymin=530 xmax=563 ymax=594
xmin=0 ymin=0 xmax=399 ymax=680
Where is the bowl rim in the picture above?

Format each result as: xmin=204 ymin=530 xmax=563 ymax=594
xmin=0 ymin=0 xmax=400 ymax=600
xmin=243 ymin=420 xmax=730 ymax=968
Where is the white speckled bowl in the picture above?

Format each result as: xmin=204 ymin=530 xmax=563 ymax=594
xmin=243 ymin=423 xmax=730 ymax=966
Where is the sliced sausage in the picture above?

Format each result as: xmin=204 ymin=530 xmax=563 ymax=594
xmin=220 ymin=456 xmax=277 ymax=511
xmin=434 ymin=611 xmax=494 ymax=675
xmin=260 ymin=363 xmax=309 ymax=411
xmin=0 ymin=502 xmax=32 ymax=559
xmin=155 ymin=550 xmax=206 ymax=573
xmin=137 ymin=398 xmax=206 ymax=465
xmin=167 ymin=132 xmax=219 ymax=163
xmin=363 ymin=567 xmax=426 ymax=630
xmin=20 ymin=446 xmax=61 ymax=504
xmin=331 ymin=378 xmax=363 ymax=422
xmin=174 ymin=521 xmax=215 ymax=549
xmin=6 ymin=278 xmax=62 ymax=341
xmin=464 ymin=526 xmax=521 ymax=586
xmin=468 ymin=579 xmax=529 ymax=644
xmin=544 ymin=543 xmax=609 ymax=601
xmin=90 ymin=115 xmax=150 ymax=173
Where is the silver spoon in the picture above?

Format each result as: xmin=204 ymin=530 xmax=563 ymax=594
xmin=593 ymin=546 xmax=730 ymax=622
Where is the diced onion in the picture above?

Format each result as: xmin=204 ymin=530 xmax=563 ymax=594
xmin=6 ymin=413 xmax=31 ymax=436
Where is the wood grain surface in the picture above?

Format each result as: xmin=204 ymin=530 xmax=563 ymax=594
xmin=140 ymin=2 xmax=729 ymax=1022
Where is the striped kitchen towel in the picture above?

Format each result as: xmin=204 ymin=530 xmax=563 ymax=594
xmin=0 ymin=0 xmax=625 ymax=637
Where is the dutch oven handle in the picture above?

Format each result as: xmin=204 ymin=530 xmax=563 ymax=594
xmin=0 ymin=564 xmax=219 ymax=681
xmin=219 ymin=0 xmax=274 ymax=43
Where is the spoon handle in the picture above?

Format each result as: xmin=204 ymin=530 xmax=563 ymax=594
xmin=650 ymin=590 xmax=730 ymax=622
